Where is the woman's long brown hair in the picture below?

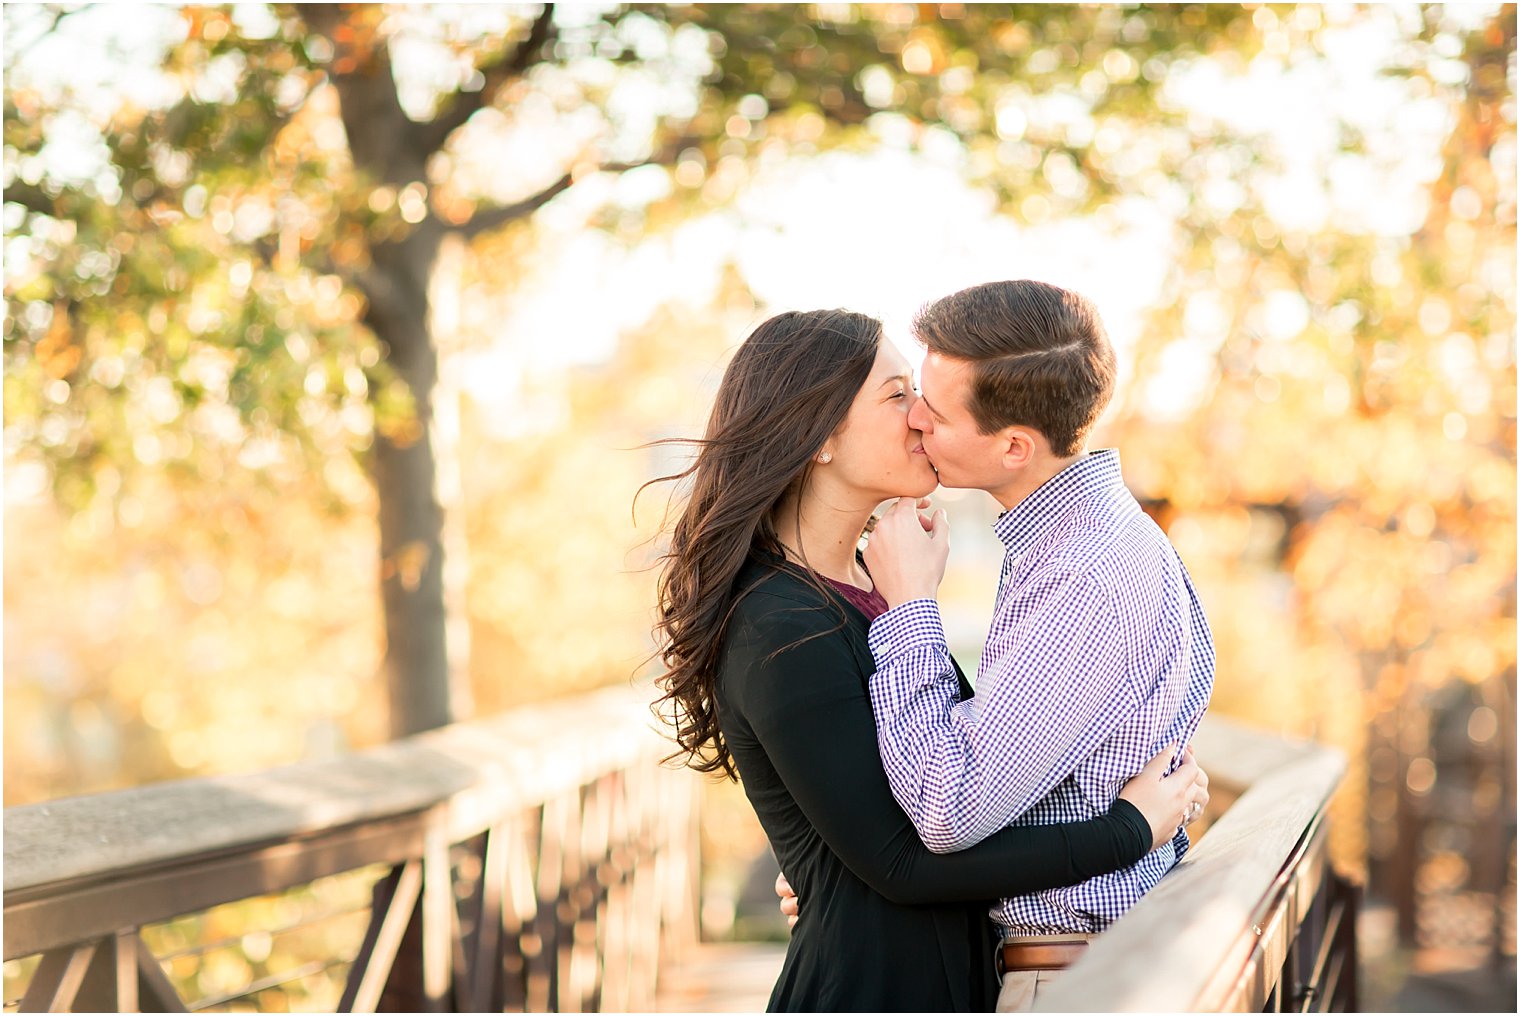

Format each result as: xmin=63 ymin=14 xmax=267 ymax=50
xmin=644 ymin=310 xmax=882 ymax=779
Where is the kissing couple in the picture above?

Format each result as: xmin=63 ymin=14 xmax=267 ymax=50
xmin=649 ymin=280 xmax=1215 ymax=1012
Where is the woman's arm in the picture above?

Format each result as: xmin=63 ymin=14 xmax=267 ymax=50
xmin=729 ymin=602 xmax=1153 ymax=906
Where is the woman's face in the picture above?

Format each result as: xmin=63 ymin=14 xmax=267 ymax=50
xmin=820 ymin=341 xmax=939 ymax=503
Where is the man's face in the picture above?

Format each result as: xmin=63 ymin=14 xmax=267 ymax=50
xmin=908 ymin=352 xmax=1012 ymax=492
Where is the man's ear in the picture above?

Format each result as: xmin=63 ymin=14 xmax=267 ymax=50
xmin=1000 ymin=427 xmax=1039 ymax=471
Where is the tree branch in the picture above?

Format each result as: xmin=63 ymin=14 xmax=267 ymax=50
xmin=296 ymin=5 xmax=417 ymax=179
xmin=451 ymin=172 xmax=573 ymax=239
xmin=448 ymin=136 xmax=694 ymax=240
xmin=3 ymin=179 xmax=59 ymax=216
xmin=414 ymin=4 xmax=557 ymax=155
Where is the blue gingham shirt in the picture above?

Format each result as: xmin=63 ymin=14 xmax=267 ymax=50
xmin=867 ymin=450 xmax=1215 ymax=934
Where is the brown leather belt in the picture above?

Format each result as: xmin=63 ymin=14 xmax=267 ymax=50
xmin=997 ymin=940 xmax=1089 ymax=975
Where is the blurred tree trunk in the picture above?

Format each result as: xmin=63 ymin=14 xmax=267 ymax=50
xmin=304 ymin=7 xmax=454 ymax=737
xmin=300 ymin=3 xmax=577 ymax=737
xmin=367 ymin=227 xmax=450 ymax=738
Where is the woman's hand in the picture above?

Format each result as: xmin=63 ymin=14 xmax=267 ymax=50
xmin=1118 ymin=744 xmax=1211 ymax=851
xmin=775 ymin=872 xmax=799 ymax=929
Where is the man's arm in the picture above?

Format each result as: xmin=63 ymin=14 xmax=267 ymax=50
xmin=730 ymin=595 xmax=1158 ymax=905
xmin=867 ymin=570 xmax=1136 ymax=852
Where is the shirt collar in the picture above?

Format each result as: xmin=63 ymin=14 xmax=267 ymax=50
xmin=992 ymin=449 xmax=1124 ymax=558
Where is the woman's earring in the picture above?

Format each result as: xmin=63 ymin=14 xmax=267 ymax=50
xmin=818 ymin=452 xmax=832 ymax=464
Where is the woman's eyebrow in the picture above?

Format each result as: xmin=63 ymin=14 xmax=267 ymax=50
xmin=877 ymin=373 xmax=911 ymax=388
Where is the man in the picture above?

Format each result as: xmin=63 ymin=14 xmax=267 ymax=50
xmin=860 ymin=280 xmax=1215 ymax=1012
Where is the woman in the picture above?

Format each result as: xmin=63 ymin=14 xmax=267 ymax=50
xmin=648 ymin=310 xmax=1205 ymax=1012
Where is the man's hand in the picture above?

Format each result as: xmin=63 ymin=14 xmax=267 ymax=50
xmin=775 ymin=872 xmax=799 ymax=930
xmin=863 ymin=496 xmax=950 ymax=608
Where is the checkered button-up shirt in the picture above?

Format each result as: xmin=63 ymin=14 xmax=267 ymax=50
xmin=868 ymin=449 xmax=1215 ymax=934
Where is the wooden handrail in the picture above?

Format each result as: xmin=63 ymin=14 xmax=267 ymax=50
xmin=6 ymin=685 xmax=657 ymax=901
xmin=4 ymin=695 xmax=1355 ymax=1013
xmin=3 ymin=683 xmax=702 ymax=1012
xmin=1036 ymin=715 xmax=1352 ymax=1012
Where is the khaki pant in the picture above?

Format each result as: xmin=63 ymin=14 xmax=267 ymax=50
xmin=994 ymin=933 xmax=1096 ymax=1013
xmin=995 ymin=968 xmax=1061 ymax=1012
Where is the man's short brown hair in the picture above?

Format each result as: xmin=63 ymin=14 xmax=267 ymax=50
xmin=912 ymin=280 xmax=1116 ymax=457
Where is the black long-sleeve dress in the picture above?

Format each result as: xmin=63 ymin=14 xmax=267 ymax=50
xmin=714 ymin=557 xmax=1152 ymax=1012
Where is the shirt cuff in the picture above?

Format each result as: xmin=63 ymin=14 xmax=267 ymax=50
xmin=868 ymin=598 xmax=949 ymax=664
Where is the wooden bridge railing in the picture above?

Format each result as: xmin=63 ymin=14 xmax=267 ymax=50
xmin=3 ymin=684 xmax=700 ymax=1013
xmin=1038 ymin=716 xmax=1357 ymax=1012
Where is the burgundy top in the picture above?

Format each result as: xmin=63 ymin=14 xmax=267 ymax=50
xmin=825 ymin=576 xmax=890 ymax=622
xmin=773 ymin=557 xmax=890 ymax=621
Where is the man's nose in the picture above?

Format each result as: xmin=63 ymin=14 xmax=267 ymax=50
xmin=908 ymin=397 xmax=931 ymax=432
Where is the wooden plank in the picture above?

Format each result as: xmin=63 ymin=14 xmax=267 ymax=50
xmin=470 ymin=824 xmax=505 ymax=1011
xmin=1306 ymin=895 xmax=1350 ymax=1009
xmin=114 ymin=929 xmax=139 ymax=1013
xmin=500 ymin=814 xmax=538 ymax=1012
xmin=5 ymin=811 xmax=427 ymax=961
xmin=1200 ymin=822 xmax=1330 ymax=1012
xmin=420 ymin=823 xmax=452 ymax=1011
xmin=18 ymin=942 xmax=96 ymax=1013
xmin=1035 ymin=731 xmax=1345 ymax=1013
xmin=4 ymin=684 xmax=660 ymax=896
xmin=71 ymin=929 xmax=164 ymax=1013
xmin=339 ymin=865 xmax=404 ymax=1013
xmin=3 ymin=683 xmax=708 ymax=1016
xmin=344 ymin=860 xmax=423 ymax=1014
